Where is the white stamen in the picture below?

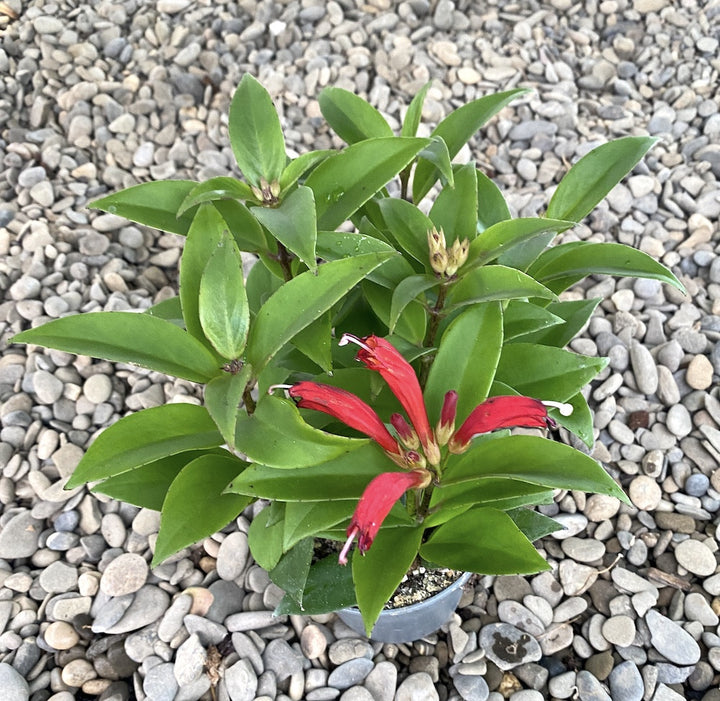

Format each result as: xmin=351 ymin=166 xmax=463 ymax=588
xmin=267 ymin=384 xmax=292 ymax=396
xmin=338 ymin=527 xmax=358 ymax=565
xmin=338 ymin=333 xmax=369 ymax=351
xmin=542 ymin=400 xmax=574 ymax=416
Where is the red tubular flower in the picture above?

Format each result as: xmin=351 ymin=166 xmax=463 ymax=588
xmin=343 ymin=334 xmax=440 ymax=464
xmin=338 ymin=469 xmax=431 ymax=564
xmin=435 ymin=390 xmax=458 ymax=446
xmin=448 ymin=395 xmax=551 ymax=454
xmin=288 ymin=382 xmax=400 ymax=456
xmin=390 ymin=413 xmax=419 ymax=450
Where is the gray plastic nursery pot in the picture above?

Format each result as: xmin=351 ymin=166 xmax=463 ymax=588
xmin=337 ymin=571 xmax=473 ymax=643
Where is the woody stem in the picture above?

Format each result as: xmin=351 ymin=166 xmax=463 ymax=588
xmin=418 ymin=284 xmax=448 ymax=388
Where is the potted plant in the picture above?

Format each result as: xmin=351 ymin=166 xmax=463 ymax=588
xmin=11 ymin=75 xmax=682 ymax=639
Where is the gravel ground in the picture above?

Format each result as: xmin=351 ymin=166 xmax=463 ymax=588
xmin=1 ymin=0 xmax=720 ymax=700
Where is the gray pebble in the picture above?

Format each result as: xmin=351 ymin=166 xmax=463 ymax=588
xmin=674 ymin=538 xmax=717 ymax=576
xmin=478 ymin=623 xmax=541 ymax=670
xmin=328 ymin=658 xmax=374 ymax=690
xmin=143 ymin=662 xmax=178 ymax=701
xmin=174 ymin=633 xmax=207 ymax=685
xmin=100 ymin=553 xmax=149 ymax=596
xmin=0 ymin=510 xmax=43 ymax=558
xmin=31 ymin=370 xmax=64 ymax=404
xmin=645 ymin=609 xmax=700 ymax=665
xmin=0 ymin=662 xmax=29 ymax=700
xmin=453 ymin=673 xmax=489 ymax=701
xmin=684 ymin=473 xmax=709 ymax=497
xmin=216 ymin=531 xmax=249 ymax=581
xmin=576 ymin=670 xmax=611 ymax=701
xmin=608 ymin=661 xmax=643 ymax=701
xmin=630 ymin=341 xmax=658 ymax=395
xmin=395 ymin=672 xmax=439 ymax=701
xmin=262 ymin=638 xmax=303 ymax=681
xmin=106 ymin=585 xmax=170 ymax=634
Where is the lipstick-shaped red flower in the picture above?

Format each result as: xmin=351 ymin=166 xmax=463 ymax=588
xmin=288 ymin=382 xmax=401 ymax=456
xmin=448 ymin=395 xmax=552 ymax=454
xmin=341 ymin=334 xmax=440 ymax=465
xmin=339 ymin=469 xmax=431 ymax=565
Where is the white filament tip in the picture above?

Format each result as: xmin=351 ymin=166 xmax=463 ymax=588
xmin=542 ymin=400 xmax=574 ymax=417
xmin=267 ymin=384 xmax=292 ymax=395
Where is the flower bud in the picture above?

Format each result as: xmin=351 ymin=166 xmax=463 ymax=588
xmin=427 ymin=227 xmax=448 ymax=275
xmin=445 ymin=237 xmax=469 ymax=276
xmin=391 ymin=413 xmax=420 ymax=450
xmin=435 ymin=390 xmax=458 ymax=446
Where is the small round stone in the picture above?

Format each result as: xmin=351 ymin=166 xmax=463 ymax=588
xmin=685 ymin=473 xmax=710 ymax=497
xmin=601 ymin=615 xmax=636 ymax=647
xmin=628 ymin=475 xmax=662 ymax=511
xmin=301 ymin=624 xmax=328 ymax=659
xmin=44 ymin=621 xmax=80 ymax=650
xmin=61 ymin=659 xmax=96 ymax=687
xmin=100 ymin=553 xmax=149 ymax=596
xmin=686 ymin=354 xmax=714 ymax=390
xmin=674 ymin=539 xmax=717 ymax=577
xmin=83 ymin=375 xmax=113 ymax=404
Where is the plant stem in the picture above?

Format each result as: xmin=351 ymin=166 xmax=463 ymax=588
xmin=276 ymin=241 xmax=293 ymax=282
xmin=242 ymin=386 xmax=256 ymax=415
xmin=418 ymin=283 xmax=448 ymax=388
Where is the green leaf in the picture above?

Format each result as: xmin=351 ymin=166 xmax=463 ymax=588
xmin=319 ymin=87 xmax=394 ymax=144
xmin=496 ymin=343 xmax=607 ymax=401
xmin=226 ymin=443 xmax=392 ymax=501
xmin=280 ymin=150 xmax=333 ymax=194
xmin=145 ymin=297 xmax=184 ymax=327
xmin=547 ymin=136 xmax=657 ymax=223
xmin=515 ymin=298 xmax=601 ymax=347
xmin=245 ymin=257 xmax=283 ymax=316
xmin=90 ymin=450 xmax=224 ymax=510
xmin=476 ymin=169 xmax=511 ymax=232
xmin=228 ymin=74 xmax=286 ymax=186
xmin=503 ymin=301 xmax=564 ymax=342
xmin=290 ymin=312 xmax=332 ymax=373
xmin=247 ymin=503 xmax=285 ymax=570
xmin=11 ymin=313 xmax=220 ymax=383
xmin=377 ymin=198 xmax=434 ymax=267
xmin=527 ymin=241 xmax=684 ymax=293
xmin=465 ymin=218 xmax=575 ymax=270
xmin=275 ymin=553 xmax=356 ymax=615
xmin=199 ymin=234 xmax=250 ymax=359
xmin=212 ymin=199 xmax=268 ymax=253
xmin=389 ymin=275 xmax=439 ymax=334
xmin=424 ymin=302 xmax=503 ymax=424
xmin=89 ymin=180 xmax=198 ymax=234
xmin=508 ymin=508 xmax=564 ymax=542
xmin=441 ymin=435 xmax=629 ymax=503
xmin=306 ymin=137 xmax=429 ymax=230
xmin=269 ymin=538 xmax=314 ymax=608
xmin=283 ymin=501 xmax=355 ymax=551
xmin=363 ymin=280 xmax=427 ymax=345
xmin=445 ymin=265 xmax=556 ymax=311
xmin=180 ymin=205 xmax=228 ymax=343
xmin=252 ymin=186 xmax=317 ymax=272
xmin=429 ymin=164 xmax=477 ymax=243
xmin=246 ymin=252 xmax=394 ymax=372
xmin=420 ymin=507 xmax=550 ymax=574
xmin=401 ymin=81 xmax=430 ymax=138
xmin=66 ymin=404 xmax=223 ymax=488
xmin=178 ymin=177 xmax=256 ymax=215
xmin=353 ymin=524 xmax=424 ymax=636
xmin=412 ymin=88 xmax=530 ymax=202
xmin=554 ymin=391 xmax=595 ymax=448
xmin=153 ymin=453 xmax=249 ymax=566
xmin=204 ymin=366 xmax=251 ymax=449
xmin=234 ymin=395 xmax=368 ymax=469
xmin=417 ymin=137 xmax=454 ymax=188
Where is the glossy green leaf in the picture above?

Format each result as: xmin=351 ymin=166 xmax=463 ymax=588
xmin=199 ymin=234 xmax=250 ymax=359
xmin=377 ymin=198 xmax=434 ymax=267
xmin=412 ymin=88 xmax=530 ymax=201
xmin=213 ymin=199 xmax=268 ymax=253
xmin=204 ymin=366 xmax=250 ymax=449
xmin=527 ymin=241 xmax=684 ymax=293
xmin=516 ymin=298 xmax=601 ymax=347
xmin=290 ymin=312 xmax=332 ymax=373
xmin=178 ymin=177 xmax=255 ymax=215
xmin=283 ymin=501 xmax=355 ymax=551
xmin=227 ymin=443 xmax=392 ymax=501
xmin=12 ymin=312 xmax=220 ymax=383
xmin=245 ymin=257 xmax=283 ymax=316
xmin=280 ymin=150 xmax=333 ymax=193
xmin=319 ymin=87 xmax=394 ymax=144
xmin=353 ymin=524 xmax=424 ymax=636
xmin=275 ymin=553 xmax=356 ymax=615
xmin=429 ymin=164 xmax=477 ymax=243
xmin=234 ymin=395 xmax=368 ymax=469
xmin=496 ymin=343 xmax=607 ymax=401
xmin=363 ymin=281 xmax=426 ymax=345
xmin=269 ymin=538 xmax=313 ymax=608
xmin=180 ymin=205 xmax=228 ymax=343
xmin=89 ymin=180 xmax=198 ymax=234
xmin=417 ymin=137 xmax=454 ymax=189
xmin=442 ymin=435 xmax=628 ymax=503
xmin=306 ymin=137 xmax=429 ymax=230
xmin=476 ymin=169 xmax=511 ymax=232
xmin=66 ymin=404 xmax=223 ymax=488
xmin=547 ymin=136 xmax=657 ymax=223
xmin=91 ymin=450 xmax=225 ymax=510
xmin=228 ymin=74 xmax=286 ymax=186
xmin=503 ymin=301 xmax=563 ymax=342
xmin=145 ymin=297 xmax=184 ymax=327
xmin=389 ymin=275 xmax=439 ymax=333
xmin=153 ymin=453 xmax=249 ymax=566
xmin=401 ymin=81 xmax=430 ymax=137
xmin=508 ymin=508 xmax=564 ymax=542
xmin=424 ymin=303 xmax=503 ymax=424
xmin=445 ymin=265 xmax=556 ymax=311
xmin=496 ymin=230 xmax=559 ymax=272
xmin=246 ymin=252 xmax=394 ymax=372
xmin=247 ymin=503 xmax=285 ymax=570
xmin=252 ymin=186 xmax=317 ymax=272
xmin=465 ymin=218 xmax=575 ymax=270
xmin=420 ymin=507 xmax=550 ymax=574
xmin=554 ymin=391 xmax=595 ymax=448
